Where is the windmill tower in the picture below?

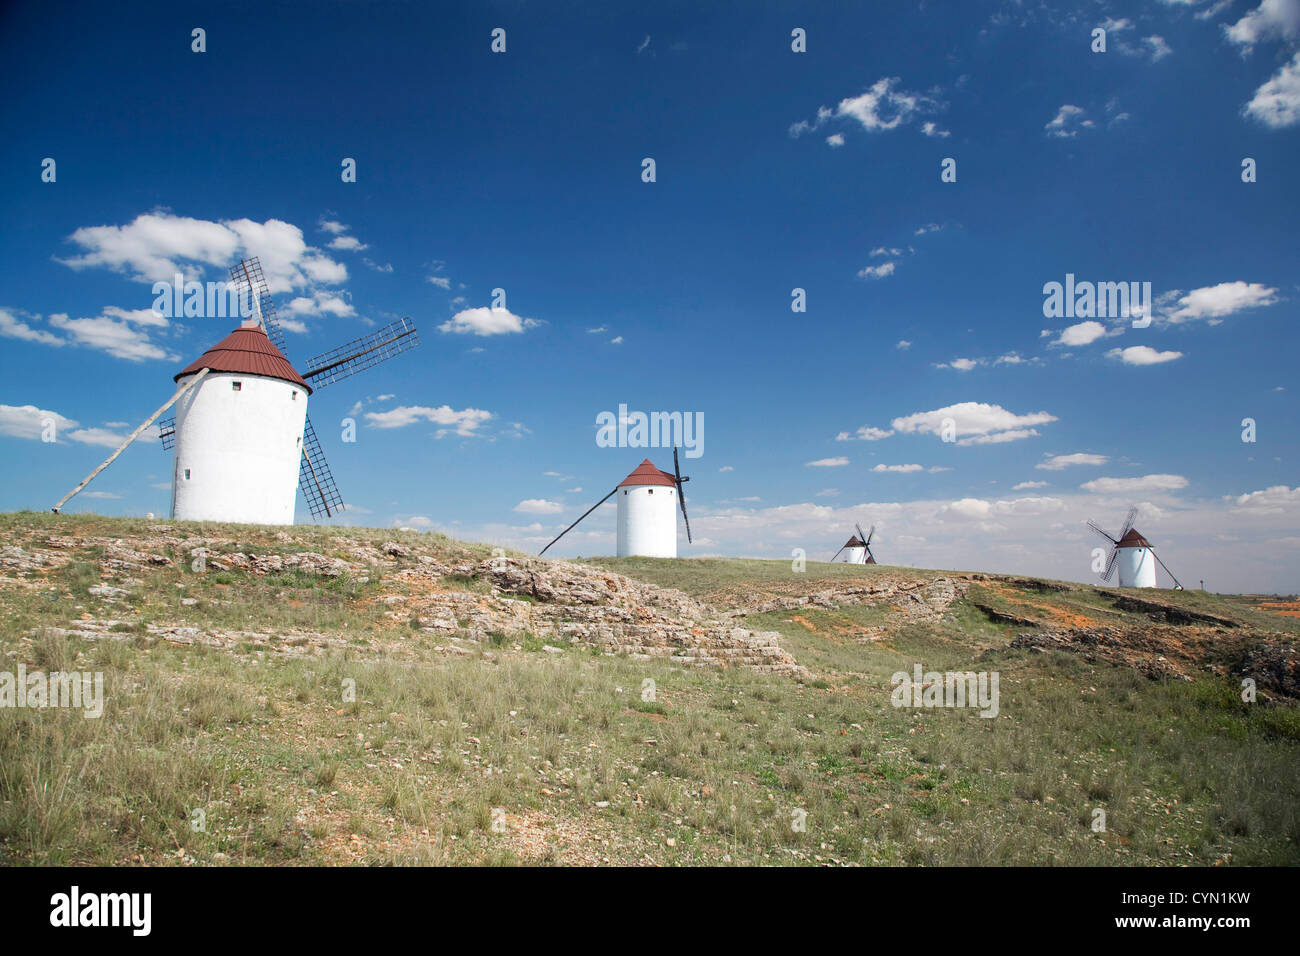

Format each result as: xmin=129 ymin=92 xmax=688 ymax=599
xmin=52 ymin=257 xmax=420 ymax=523
xmin=539 ymin=450 xmax=692 ymax=558
xmin=1087 ymin=507 xmax=1182 ymax=589
xmin=830 ymin=523 xmax=876 ymax=564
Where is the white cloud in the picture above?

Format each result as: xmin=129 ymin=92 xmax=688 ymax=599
xmin=362 ymin=404 xmax=494 ymax=437
xmin=895 ymin=339 xmax=912 ymax=350
xmin=1162 ymin=281 xmax=1278 ymax=323
xmin=921 ymin=121 xmax=950 ymax=138
xmin=1045 ymin=104 xmax=1095 ymax=138
xmin=914 ymin=223 xmax=943 ymax=235
xmin=587 ymin=326 xmax=607 ymax=334
xmin=791 ymin=77 xmax=945 ymax=143
xmin=0 ymin=404 xmax=155 ymax=448
xmin=1081 ymin=474 xmax=1189 ymax=494
xmin=1228 ymin=484 xmax=1300 ymax=514
xmin=1107 ymin=345 xmax=1183 ymax=365
xmin=957 ymin=428 xmax=1040 ymax=446
xmin=1037 ymin=452 xmax=1108 ymax=471
xmin=0 ymin=308 xmax=64 ymax=346
xmin=47 ymin=309 xmax=177 ymax=362
xmin=857 ymin=261 xmax=896 ymax=280
xmin=940 ymin=357 xmax=979 ymax=371
xmin=328 ymin=235 xmax=368 ymax=252
xmin=1244 ymin=51 xmax=1300 ymax=127
xmin=807 ymin=457 xmax=850 ymax=467
xmin=610 ymin=336 xmax=624 ymax=344
xmin=1013 ymin=480 xmax=1049 ymax=490
xmin=872 ymin=463 xmax=923 ymax=473
xmin=281 ymin=291 xmax=355 ymax=318
xmin=439 ymin=306 xmax=540 ymax=336
xmin=891 ymin=402 xmax=1057 ymax=444
xmin=1224 ymin=0 xmax=1300 ymax=49
xmin=944 ymin=498 xmax=991 ymax=519
xmin=0 ymin=404 xmax=76 ymax=440
xmin=318 ymin=219 xmax=348 ymax=235
xmin=57 ymin=213 xmax=348 ymax=297
xmin=836 ymin=425 xmax=895 ymax=442
xmin=1143 ymin=35 xmax=1174 ymax=60
xmin=427 ymin=275 xmax=452 ymax=290
xmin=515 ymin=499 xmax=565 ymax=515
xmin=826 ymin=133 xmax=845 ymax=147
xmin=719 ymin=465 xmax=734 ymax=472
xmin=1054 ymin=320 xmax=1108 ymax=346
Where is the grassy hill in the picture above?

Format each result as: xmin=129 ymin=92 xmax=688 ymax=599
xmin=1 ymin=511 xmax=1296 ymax=866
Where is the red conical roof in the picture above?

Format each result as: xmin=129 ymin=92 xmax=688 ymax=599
xmin=617 ymin=458 xmax=677 ymax=488
xmin=1116 ymin=527 xmax=1152 ymax=549
xmin=174 ymin=324 xmax=311 ymax=393
xmin=845 ymin=536 xmax=865 ymax=548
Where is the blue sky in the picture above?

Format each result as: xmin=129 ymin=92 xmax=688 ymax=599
xmin=1 ymin=0 xmax=1297 ymax=592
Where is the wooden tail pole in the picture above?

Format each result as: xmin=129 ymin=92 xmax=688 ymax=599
xmin=539 ymin=487 xmax=619 ymax=556
xmin=51 ymin=368 xmax=209 ymax=514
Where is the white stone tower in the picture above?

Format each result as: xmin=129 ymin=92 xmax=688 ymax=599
xmin=615 ymin=459 xmax=679 ymax=558
xmin=170 ymin=319 xmax=311 ymax=524
xmin=1115 ymin=528 xmax=1158 ymax=588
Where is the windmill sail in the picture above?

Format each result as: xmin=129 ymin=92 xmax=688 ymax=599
xmin=302 ymin=318 xmax=420 ymax=388
xmin=298 ymin=415 xmax=345 ymax=519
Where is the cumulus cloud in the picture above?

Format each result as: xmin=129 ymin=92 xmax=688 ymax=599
xmin=1054 ymin=320 xmax=1108 ymax=346
xmin=1013 ymin=480 xmax=1049 ymax=490
xmin=1037 ymin=453 xmax=1108 ymax=470
xmin=1228 ymin=484 xmax=1300 ymax=514
xmin=872 ymin=463 xmax=923 ymax=473
xmin=1244 ymin=51 xmax=1300 ymax=127
xmin=836 ymin=425 xmax=895 ymax=442
xmin=1107 ymin=345 xmax=1183 ymax=365
xmin=0 ymin=307 xmax=65 ymax=346
xmin=1161 ymin=281 xmax=1278 ymax=323
xmin=439 ymin=306 xmax=541 ymax=336
xmin=790 ymin=77 xmax=945 ymax=143
xmin=1081 ymin=474 xmax=1189 ymax=494
xmin=362 ymin=404 xmax=494 ymax=437
xmin=57 ymin=213 xmax=348 ymax=296
xmin=1045 ymin=104 xmax=1095 ymax=138
xmin=857 ymin=261 xmax=896 ymax=280
xmin=47 ymin=308 xmax=178 ymax=362
xmin=1224 ymin=0 xmax=1300 ymax=49
xmin=807 ymin=457 xmax=850 ymax=467
xmin=0 ymin=403 xmax=156 ymax=448
xmin=890 ymin=402 xmax=1057 ymax=445
xmin=514 ymin=499 xmax=565 ymax=515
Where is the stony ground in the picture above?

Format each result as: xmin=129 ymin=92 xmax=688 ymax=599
xmin=1 ymin=512 xmax=1297 ymax=867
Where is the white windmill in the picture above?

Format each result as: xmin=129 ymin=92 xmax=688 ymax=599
xmin=1087 ymin=507 xmax=1182 ymax=589
xmin=830 ymin=523 xmax=877 ymax=564
xmin=52 ymin=257 xmax=420 ymax=523
xmin=539 ymin=450 xmax=693 ymax=558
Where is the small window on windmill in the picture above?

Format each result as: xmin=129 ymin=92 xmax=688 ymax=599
xmin=292 ymin=391 xmax=297 ymax=401
xmin=183 ymin=469 xmax=191 ymax=480
xmin=232 ymin=381 xmax=242 ymax=391
xmin=648 ymin=489 xmax=653 ymax=495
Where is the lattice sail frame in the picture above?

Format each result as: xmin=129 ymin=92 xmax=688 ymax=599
xmin=303 ymin=317 xmax=420 ymax=388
